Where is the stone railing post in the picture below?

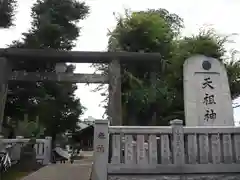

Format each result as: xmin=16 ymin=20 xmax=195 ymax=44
xmin=0 ymin=57 xmax=9 ymax=133
xmin=92 ymin=120 xmax=109 ymax=180
xmin=14 ymin=136 xmax=24 ymax=161
xmin=0 ymin=135 xmax=3 ymax=151
xmin=43 ymin=136 xmax=52 ymax=165
xmin=170 ymin=119 xmax=185 ymax=165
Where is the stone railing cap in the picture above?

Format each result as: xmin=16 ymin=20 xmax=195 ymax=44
xmin=170 ymin=119 xmax=183 ymax=126
xmin=94 ymin=119 xmax=109 ymax=124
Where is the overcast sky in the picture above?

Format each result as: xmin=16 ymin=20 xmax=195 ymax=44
xmin=1 ymin=0 xmax=240 ymax=124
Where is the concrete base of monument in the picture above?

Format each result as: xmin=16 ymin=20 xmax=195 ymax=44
xmin=109 ymin=174 xmax=240 ymax=180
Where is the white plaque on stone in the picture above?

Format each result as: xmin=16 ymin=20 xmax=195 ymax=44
xmin=184 ymin=55 xmax=234 ymax=126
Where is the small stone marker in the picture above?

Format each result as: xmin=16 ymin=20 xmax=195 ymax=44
xmin=19 ymin=138 xmax=39 ymax=171
xmin=184 ymin=55 xmax=234 ymax=126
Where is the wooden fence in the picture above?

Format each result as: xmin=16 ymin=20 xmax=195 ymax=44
xmin=1 ymin=136 xmax=52 ymax=165
xmin=92 ymin=120 xmax=240 ymax=180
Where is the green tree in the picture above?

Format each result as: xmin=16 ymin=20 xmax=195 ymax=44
xmin=0 ymin=0 xmax=16 ymax=28
xmin=15 ymin=116 xmax=45 ymax=138
xmin=4 ymin=0 xmax=89 ymax=142
xmin=97 ymin=9 xmax=240 ymax=126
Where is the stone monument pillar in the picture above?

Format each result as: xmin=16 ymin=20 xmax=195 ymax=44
xmin=184 ymin=55 xmax=234 ymax=126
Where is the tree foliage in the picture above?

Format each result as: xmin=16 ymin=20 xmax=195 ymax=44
xmin=0 ymin=0 xmax=16 ymax=28
xmin=98 ymin=9 xmax=240 ymax=126
xmin=4 ymin=0 xmax=89 ymax=139
xmin=15 ymin=117 xmax=45 ymax=138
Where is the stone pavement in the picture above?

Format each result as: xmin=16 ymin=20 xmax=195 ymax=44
xmin=21 ymin=151 xmax=93 ymax=180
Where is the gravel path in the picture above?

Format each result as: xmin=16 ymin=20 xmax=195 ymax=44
xmin=21 ymin=153 xmax=93 ymax=180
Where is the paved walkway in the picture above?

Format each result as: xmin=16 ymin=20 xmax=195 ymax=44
xmin=21 ymin=152 xmax=93 ymax=180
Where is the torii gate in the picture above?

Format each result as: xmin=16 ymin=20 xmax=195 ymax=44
xmin=0 ymin=48 xmax=161 ymax=132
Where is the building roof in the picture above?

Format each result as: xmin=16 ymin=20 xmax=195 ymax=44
xmin=78 ymin=116 xmax=95 ymax=130
xmin=78 ymin=121 xmax=94 ymax=129
xmin=72 ymin=125 xmax=94 ymax=141
xmin=78 ymin=122 xmax=89 ymax=129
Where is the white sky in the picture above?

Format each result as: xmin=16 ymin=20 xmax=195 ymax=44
xmin=1 ymin=0 xmax=240 ymax=124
